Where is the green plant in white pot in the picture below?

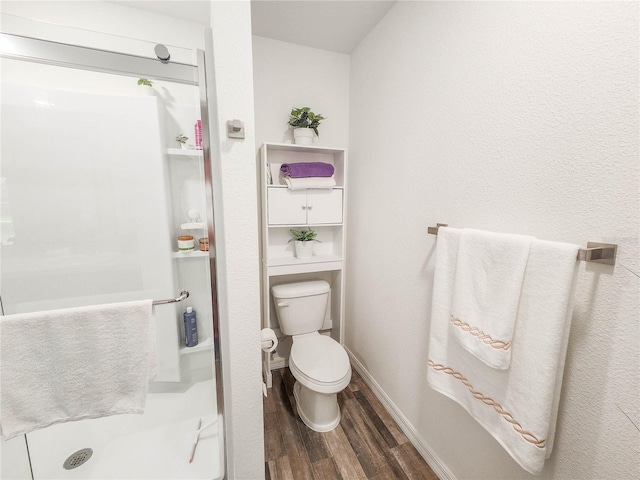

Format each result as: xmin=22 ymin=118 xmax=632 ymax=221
xmin=176 ymin=134 xmax=189 ymax=149
xmin=288 ymin=228 xmax=319 ymax=259
xmin=288 ymin=107 xmax=325 ymax=145
xmin=137 ymin=78 xmax=156 ymax=96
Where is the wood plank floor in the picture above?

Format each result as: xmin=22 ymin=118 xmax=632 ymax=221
xmin=264 ymin=367 xmax=439 ymax=480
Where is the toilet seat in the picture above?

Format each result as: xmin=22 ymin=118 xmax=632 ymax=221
xmin=290 ymin=333 xmax=351 ymax=394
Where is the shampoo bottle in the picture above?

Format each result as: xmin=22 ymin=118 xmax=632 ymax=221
xmin=184 ymin=307 xmax=198 ymax=347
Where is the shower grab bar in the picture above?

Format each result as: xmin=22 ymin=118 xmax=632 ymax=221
xmin=152 ymin=290 xmax=189 ymax=306
xmin=427 ymin=223 xmax=617 ymax=265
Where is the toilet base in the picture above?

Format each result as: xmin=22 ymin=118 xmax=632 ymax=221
xmin=293 ymin=381 xmax=341 ymax=432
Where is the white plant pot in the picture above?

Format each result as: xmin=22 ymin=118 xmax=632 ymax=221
xmin=294 ymin=241 xmax=314 ymax=259
xmin=293 ymin=128 xmax=314 ymax=145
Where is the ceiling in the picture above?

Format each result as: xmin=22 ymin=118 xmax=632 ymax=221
xmin=110 ymin=1 xmax=395 ymax=54
xmin=251 ymin=1 xmax=395 ymax=54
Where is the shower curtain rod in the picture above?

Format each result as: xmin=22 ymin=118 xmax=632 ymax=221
xmin=152 ymin=290 xmax=189 ymax=306
xmin=427 ymin=223 xmax=617 ymax=265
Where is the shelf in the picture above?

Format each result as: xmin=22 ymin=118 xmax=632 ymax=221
xmin=166 ymin=148 xmax=203 ymax=157
xmin=267 ymin=185 xmax=344 ymax=190
xmin=268 ymin=223 xmax=343 ymax=228
xmin=267 ymin=253 xmax=342 ymax=267
xmin=265 ymin=255 xmax=343 ymax=276
xmin=172 ymin=250 xmax=211 ymax=259
xmin=181 ymin=222 xmax=206 ymax=230
xmin=263 ymin=142 xmax=345 ymax=155
xmin=179 ymin=337 xmax=213 ymax=355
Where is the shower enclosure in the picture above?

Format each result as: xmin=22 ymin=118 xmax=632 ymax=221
xmin=0 ymin=32 xmax=225 ymax=479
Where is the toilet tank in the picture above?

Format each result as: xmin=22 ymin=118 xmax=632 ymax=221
xmin=271 ymin=280 xmax=330 ymax=336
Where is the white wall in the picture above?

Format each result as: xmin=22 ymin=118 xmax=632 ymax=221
xmin=252 ymin=35 xmax=350 ymax=148
xmin=207 ymin=2 xmax=264 ymax=478
xmin=347 ymin=2 xmax=639 ymax=480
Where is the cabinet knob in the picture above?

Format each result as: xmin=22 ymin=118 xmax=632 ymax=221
xmin=307 ymin=204 xmax=313 ymax=210
xmin=301 ymin=205 xmax=307 ymax=210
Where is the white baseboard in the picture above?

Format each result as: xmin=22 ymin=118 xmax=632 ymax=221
xmin=345 ymin=347 xmax=456 ymax=480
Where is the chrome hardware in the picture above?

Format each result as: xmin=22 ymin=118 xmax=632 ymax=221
xmin=152 ymin=290 xmax=189 ymax=306
xmin=577 ymin=242 xmax=617 ymax=265
xmin=427 ymin=223 xmax=617 ymax=265
xmin=154 ymin=44 xmax=170 ymax=62
xmin=427 ymin=223 xmax=448 ymax=235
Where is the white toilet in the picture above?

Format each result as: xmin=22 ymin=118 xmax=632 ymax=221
xmin=271 ymin=280 xmax=352 ymax=432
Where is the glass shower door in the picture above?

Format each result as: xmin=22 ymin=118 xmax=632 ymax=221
xmin=0 ymin=35 xmax=223 ymax=480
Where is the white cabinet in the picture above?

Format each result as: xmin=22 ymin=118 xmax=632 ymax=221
xmin=259 ymin=143 xmax=347 ymax=388
xmin=267 ymin=187 xmax=343 ymax=225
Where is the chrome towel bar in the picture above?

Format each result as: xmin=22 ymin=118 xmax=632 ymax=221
xmin=427 ymin=224 xmax=617 ymax=265
xmin=152 ymin=290 xmax=189 ymax=306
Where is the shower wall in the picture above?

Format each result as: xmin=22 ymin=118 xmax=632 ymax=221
xmin=1 ymin=81 xmax=171 ymax=304
xmin=0 ymin=46 xmax=211 ymax=362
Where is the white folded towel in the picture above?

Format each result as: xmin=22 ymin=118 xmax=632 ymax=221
xmin=450 ymin=228 xmax=533 ymax=369
xmin=284 ymin=176 xmax=336 ymax=191
xmin=427 ymin=227 xmax=579 ymax=475
xmin=0 ymin=300 xmax=156 ymax=440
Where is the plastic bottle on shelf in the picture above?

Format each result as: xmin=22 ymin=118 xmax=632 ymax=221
xmin=184 ymin=307 xmax=198 ymax=347
xmin=195 ymin=120 xmax=202 ymax=150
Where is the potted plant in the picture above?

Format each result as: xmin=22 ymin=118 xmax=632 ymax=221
xmin=288 ymin=107 xmax=325 ymax=145
xmin=138 ymin=78 xmax=155 ymax=96
xmin=176 ymin=134 xmax=189 ymax=149
xmin=288 ymin=228 xmax=319 ymax=259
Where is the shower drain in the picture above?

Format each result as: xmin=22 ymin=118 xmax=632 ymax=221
xmin=63 ymin=448 xmax=93 ymax=470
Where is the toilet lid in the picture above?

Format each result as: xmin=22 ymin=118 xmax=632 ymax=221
xmin=290 ymin=335 xmax=350 ymax=384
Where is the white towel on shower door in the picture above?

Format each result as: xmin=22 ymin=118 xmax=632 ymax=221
xmin=450 ymin=228 xmax=533 ymax=370
xmin=427 ymin=227 xmax=579 ymax=475
xmin=0 ymin=300 xmax=156 ymax=440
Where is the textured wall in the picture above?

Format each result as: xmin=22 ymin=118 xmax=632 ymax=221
xmin=347 ymin=2 xmax=639 ymax=479
xmin=208 ymin=2 xmax=264 ymax=478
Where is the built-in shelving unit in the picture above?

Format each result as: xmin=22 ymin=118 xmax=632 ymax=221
xmin=166 ymin=146 xmax=213 ymax=361
xmin=260 ymin=142 xmax=347 ymax=387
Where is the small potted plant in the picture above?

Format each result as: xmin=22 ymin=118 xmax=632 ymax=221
xmin=288 ymin=228 xmax=319 ymax=259
xmin=288 ymin=107 xmax=325 ymax=145
xmin=137 ymin=78 xmax=154 ymax=96
xmin=176 ymin=134 xmax=189 ymax=149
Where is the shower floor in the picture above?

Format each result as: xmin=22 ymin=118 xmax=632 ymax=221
xmin=26 ymin=379 xmax=221 ymax=480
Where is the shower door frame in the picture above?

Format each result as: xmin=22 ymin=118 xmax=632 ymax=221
xmin=0 ymin=32 xmax=227 ymax=479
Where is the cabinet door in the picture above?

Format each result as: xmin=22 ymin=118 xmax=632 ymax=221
xmin=267 ymin=188 xmax=306 ymax=225
xmin=307 ymin=189 xmax=343 ymax=224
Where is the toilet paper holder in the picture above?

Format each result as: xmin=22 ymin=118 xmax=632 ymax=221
xmin=261 ymin=328 xmax=278 ymax=353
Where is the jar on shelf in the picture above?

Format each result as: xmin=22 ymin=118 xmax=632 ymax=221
xmin=177 ymin=235 xmax=195 ymax=251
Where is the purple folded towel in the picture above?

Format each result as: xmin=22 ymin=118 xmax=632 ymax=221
xmin=280 ymin=162 xmax=334 ymax=178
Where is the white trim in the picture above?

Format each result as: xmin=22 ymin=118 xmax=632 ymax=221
xmin=345 ymin=347 xmax=457 ymax=480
